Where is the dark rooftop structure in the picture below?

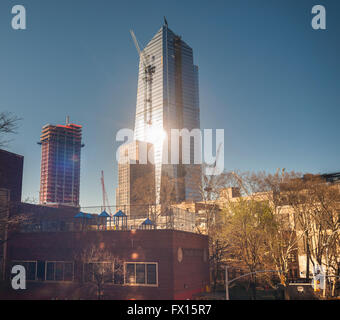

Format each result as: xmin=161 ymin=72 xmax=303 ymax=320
xmin=321 ymin=172 xmax=340 ymax=184
xmin=0 ymin=149 xmax=24 ymax=202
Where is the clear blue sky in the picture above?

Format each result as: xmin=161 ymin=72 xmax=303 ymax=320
xmin=0 ymin=0 xmax=339 ymax=208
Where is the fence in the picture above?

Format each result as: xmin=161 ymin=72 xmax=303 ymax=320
xmin=19 ymin=204 xmax=201 ymax=234
xmin=79 ymin=204 xmax=198 ymax=233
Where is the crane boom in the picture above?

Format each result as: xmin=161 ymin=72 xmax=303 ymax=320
xmin=130 ymin=30 xmax=147 ymax=67
xmin=100 ymin=170 xmax=112 ymax=215
xmin=101 ymin=170 xmax=106 ymax=210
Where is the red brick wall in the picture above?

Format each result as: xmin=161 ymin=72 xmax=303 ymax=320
xmin=2 ymin=230 xmax=209 ymax=300
xmin=0 ymin=149 xmax=23 ymax=203
xmin=172 ymin=232 xmax=210 ymax=300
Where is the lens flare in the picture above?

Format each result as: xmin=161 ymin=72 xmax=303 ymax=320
xmin=146 ymin=125 xmax=166 ymax=144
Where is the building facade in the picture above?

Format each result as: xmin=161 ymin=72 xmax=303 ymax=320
xmin=0 ymin=149 xmax=24 ymax=281
xmin=0 ymin=188 xmax=10 ymax=281
xmin=38 ymin=120 xmax=83 ymax=207
xmin=116 ymin=140 xmax=155 ymax=218
xmin=133 ymin=23 xmax=202 ymax=204
xmin=1 ymin=212 xmax=209 ymax=300
xmin=0 ymin=149 xmax=24 ymax=203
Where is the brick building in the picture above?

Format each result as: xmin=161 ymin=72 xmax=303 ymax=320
xmin=0 ymin=149 xmax=24 ymax=203
xmin=0 ymin=145 xmax=209 ymax=300
xmin=0 ymin=149 xmax=24 ymax=281
xmin=1 ymin=217 xmax=209 ymax=300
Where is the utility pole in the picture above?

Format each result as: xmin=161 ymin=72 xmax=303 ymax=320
xmin=225 ymin=265 xmax=229 ymax=300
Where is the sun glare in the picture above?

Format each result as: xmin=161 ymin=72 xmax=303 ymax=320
xmin=146 ymin=125 xmax=167 ymax=144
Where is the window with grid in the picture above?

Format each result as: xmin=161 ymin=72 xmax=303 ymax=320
xmin=125 ymin=262 xmax=157 ymax=286
xmin=83 ymin=262 xmax=115 ymax=283
xmin=11 ymin=261 xmax=37 ymax=281
xmin=45 ymin=261 xmax=74 ymax=281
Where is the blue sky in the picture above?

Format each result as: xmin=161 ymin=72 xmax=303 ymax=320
xmin=0 ymin=0 xmax=339 ymax=208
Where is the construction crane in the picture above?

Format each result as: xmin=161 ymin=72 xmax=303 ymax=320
xmin=130 ymin=30 xmax=155 ymax=126
xmin=204 ymin=142 xmax=223 ymax=199
xmin=213 ymin=142 xmax=223 ymax=177
xmin=100 ymin=170 xmax=112 ymax=215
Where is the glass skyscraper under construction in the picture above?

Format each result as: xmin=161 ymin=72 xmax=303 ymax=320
xmin=38 ymin=120 xmax=83 ymax=207
xmin=133 ymin=22 xmax=201 ymax=204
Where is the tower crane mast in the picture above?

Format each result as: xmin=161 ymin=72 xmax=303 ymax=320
xmin=101 ymin=170 xmax=112 ymax=215
xmin=130 ymin=30 xmax=155 ymax=127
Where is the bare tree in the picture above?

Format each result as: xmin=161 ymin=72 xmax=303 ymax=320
xmin=209 ymin=225 xmax=230 ymax=292
xmin=0 ymin=213 xmax=29 ymax=245
xmin=130 ymin=173 xmax=155 ymax=219
xmin=248 ymin=171 xmax=305 ymax=286
xmin=0 ymin=112 xmax=24 ymax=245
xmin=23 ymin=196 xmax=39 ymax=204
xmin=183 ymin=164 xmax=230 ymax=290
xmin=194 ymin=164 xmax=229 ymax=235
xmin=215 ymin=170 xmax=304 ymax=296
xmin=0 ymin=112 xmax=21 ymax=147
xmin=198 ymin=168 xmax=339 ymax=298
xmin=0 ymin=195 xmax=30 ymax=246
xmin=130 ymin=173 xmax=181 ymax=228
xmin=223 ymin=198 xmax=270 ymax=299
xmin=160 ymin=175 xmax=184 ymax=228
xmin=77 ymin=244 xmax=124 ymax=300
xmin=282 ymin=174 xmax=340 ymax=287
xmin=236 ymin=171 xmax=340 ymax=291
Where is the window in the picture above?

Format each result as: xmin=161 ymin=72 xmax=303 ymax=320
xmin=25 ymin=262 xmax=37 ymax=280
xmin=11 ymin=261 xmax=37 ymax=281
xmin=45 ymin=261 xmax=74 ymax=282
xmin=55 ymin=262 xmax=63 ymax=281
xmin=83 ymin=262 xmax=115 ymax=283
xmin=146 ymin=264 xmax=157 ymax=285
xmin=126 ymin=263 xmax=135 ymax=284
xmin=46 ymin=262 xmax=55 ymax=280
xmin=125 ymin=262 xmax=157 ymax=286
xmin=37 ymin=261 xmax=46 ymax=281
xmin=114 ymin=262 xmax=124 ymax=284
xmin=136 ymin=264 xmax=145 ymax=284
xmin=288 ymin=253 xmax=297 ymax=263
xmin=64 ymin=262 xmax=73 ymax=281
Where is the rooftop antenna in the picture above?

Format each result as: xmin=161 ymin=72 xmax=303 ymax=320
xmin=66 ymin=116 xmax=70 ymax=125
